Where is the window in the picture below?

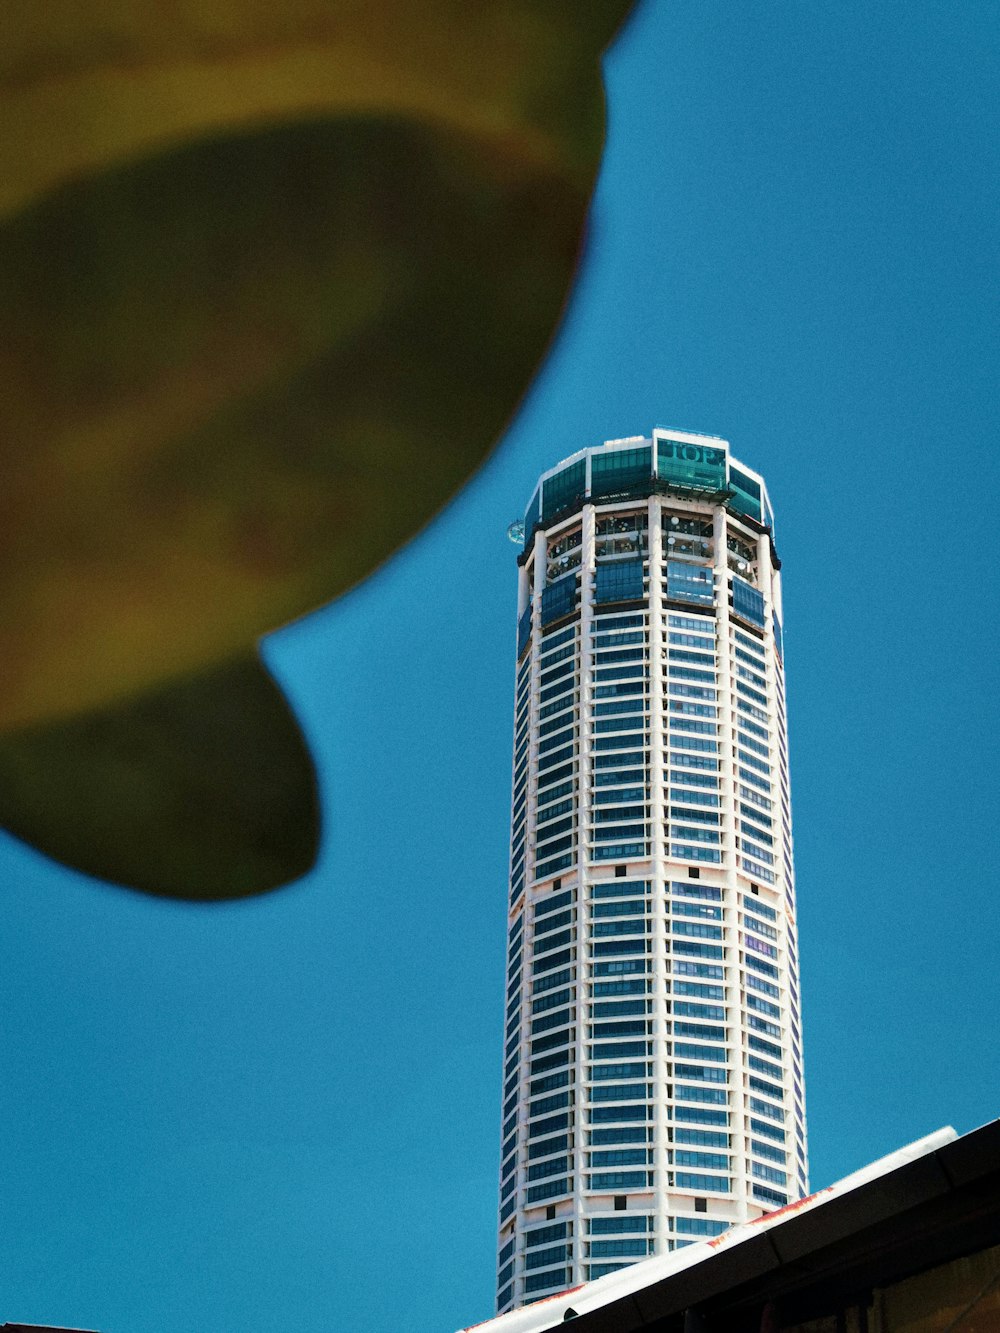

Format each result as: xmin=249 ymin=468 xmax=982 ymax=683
xmin=596 ymin=559 xmax=645 ymax=605
xmin=666 ymin=562 xmax=714 ymax=606
xmin=675 ymin=1105 xmax=728 ymax=1127
xmin=675 ymin=1129 xmax=729 ymax=1149
xmin=676 ymin=1084 xmax=728 ymax=1106
xmin=591 ymin=446 xmax=652 ymax=499
xmin=727 ymin=467 xmax=762 ymax=521
xmin=525 ymin=1243 xmax=568 ymax=1270
xmin=588 ymin=1262 xmax=631 ymax=1278
xmin=590 ymin=1082 xmax=647 ymax=1102
xmin=589 ymin=1238 xmax=650 ymax=1258
xmin=675 ymin=1150 xmax=729 ymax=1170
xmin=517 ymin=603 xmax=532 ymax=657
xmin=589 ymin=1148 xmax=648 ymax=1168
xmin=732 ymin=576 xmax=766 ymax=629
xmin=614 ymin=1195 xmax=628 ymax=1211
xmin=753 ymin=1184 xmax=789 ymax=1209
xmin=541 ymin=574 xmax=578 ymax=627
xmin=591 ymin=1127 xmax=649 ymax=1147
xmin=542 ymin=459 xmax=586 ymax=522
xmin=527 ymin=1155 xmax=570 ymax=1182
xmin=669 ymin=614 xmax=714 ymax=633
xmin=591 ymin=1214 xmax=651 ymax=1234
xmin=524 ymin=1267 xmax=571 ymax=1293
xmin=676 ymin=1172 xmax=728 ymax=1192
xmin=657 ymin=438 xmax=727 ymax=492
xmin=676 ymin=1215 xmax=727 ymax=1237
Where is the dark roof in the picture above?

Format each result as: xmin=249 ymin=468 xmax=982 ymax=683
xmin=566 ymin=1119 xmax=1000 ymax=1332
xmin=464 ymin=1119 xmax=1000 ymax=1333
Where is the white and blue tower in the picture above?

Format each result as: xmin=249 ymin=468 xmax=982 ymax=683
xmin=496 ymin=430 xmax=808 ymax=1313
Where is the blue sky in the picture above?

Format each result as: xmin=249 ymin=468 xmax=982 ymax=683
xmin=3 ymin=2 xmax=999 ymax=1330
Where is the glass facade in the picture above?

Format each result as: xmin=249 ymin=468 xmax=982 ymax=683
xmin=497 ymin=431 xmax=807 ymax=1314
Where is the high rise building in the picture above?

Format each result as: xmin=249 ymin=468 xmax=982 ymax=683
xmin=495 ymin=429 xmax=808 ymax=1314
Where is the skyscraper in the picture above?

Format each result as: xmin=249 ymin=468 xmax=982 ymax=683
xmin=495 ymin=429 xmax=808 ymax=1314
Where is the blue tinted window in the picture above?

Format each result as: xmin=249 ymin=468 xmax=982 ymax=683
xmin=590 ymin=1104 xmax=649 ymax=1122
xmin=588 ymin=1170 xmax=649 ymax=1189
xmin=676 ymin=1129 xmax=729 ymax=1148
xmin=527 ymin=1155 xmax=569 ymax=1181
xmin=526 ymin=1221 xmax=567 ymax=1247
xmin=672 ymin=921 xmax=723 ymax=940
xmin=750 ymin=1117 xmax=786 ymax=1142
xmin=669 ymin=613 xmax=715 ymax=632
xmin=593 ymin=978 xmax=647 ymax=996
xmin=732 ymin=577 xmax=766 ymax=628
xmin=728 ymin=466 xmax=762 ymax=521
xmin=529 ymin=1113 xmax=569 ymax=1139
xmin=590 ymin=1214 xmax=652 ymax=1234
xmin=590 ymin=446 xmax=652 ymax=499
xmin=674 ymin=1022 xmax=725 ymax=1041
xmin=676 ymin=1150 xmax=729 ymax=1170
xmin=588 ymin=1262 xmax=631 ymax=1278
xmin=666 ymin=561 xmax=714 ymax=606
xmin=590 ymin=1127 xmax=648 ymax=1145
xmin=675 ymin=1171 xmax=729 ymax=1192
xmin=524 ymin=486 xmax=541 ymax=535
xmin=591 ymin=1001 xmax=646 ymax=1019
xmin=541 ymin=574 xmax=578 ymax=628
xmin=592 ymin=881 xmax=650 ymax=898
xmin=530 ymin=1067 xmax=570 ymax=1093
xmin=674 ymin=980 xmax=724 ymax=1000
xmin=595 ymin=559 xmax=645 ymax=605
xmin=590 ymin=1061 xmax=646 ymax=1080
xmin=594 ymin=717 xmax=644 ymax=736
xmin=590 ymin=1082 xmax=647 ymax=1102
xmin=517 ymin=604 xmax=532 ymax=657
xmin=657 ymin=437 xmax=727 ymax=492
xmin=528 ymin=1132 xmax=569 ymax=1159
xmin=589 ymin=1238 xmax=650 ymax=1257
xmin=750 ymin=1097 xmax=785 ymax=1122
xmin=593 ymin=959 xmax=648 ymax=977
xmin=675 ymin=1002 xmax=725 ymax=1022
xmin=676 ymin=1216 xmax=728 ymax=1237
xmin=542 ymin=459 xmax=586 ymax=523
xmin=753 ymin=1184 xmax=788 ymax=1208
xmin=752 ymin=1139 xmax=787 ymax=1164
xmin=524 ymin=1243 xmax=568 ymax=1270
xmin=589 ymin=1040 xmax=649 ymax=1059
xmin=675 ymin=1105 xmax=728 ymax=1126
xmin=676 ymin=1084 xmax=728 ymax=1105
xmin=669 ymin=648 xmax=715 ymax=667
xmin=524 ymin=1265 xmax=570 ymax=1291
xmin=589 ymin=1148 xmax=647 ymax=1167
xmin=541 ymin=622 xmax=577 ymax=651
xmin=526 ymin=1179 xmax=569 ymax=1203
xmin=536 ymin=890 xmax=573 ymax=917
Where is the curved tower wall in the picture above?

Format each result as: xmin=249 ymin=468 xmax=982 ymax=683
xmin=495 ymin=429 xmax=807 ymax=1314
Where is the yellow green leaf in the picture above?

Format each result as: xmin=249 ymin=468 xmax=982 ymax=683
xmin=0 ymin=0 xmax=634 ymax=894
xmin=0 ymin=655 xmax=319 ymax=900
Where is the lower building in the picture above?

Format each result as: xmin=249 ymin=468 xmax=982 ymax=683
xmin=468 ymin=1117 xmax=1000 ymax=1333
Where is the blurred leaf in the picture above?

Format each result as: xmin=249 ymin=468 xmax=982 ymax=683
xmin=0 ymin=655 xmax=319 ymax=900
xmin=0 ymin=0 xmax=633 ymax=896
